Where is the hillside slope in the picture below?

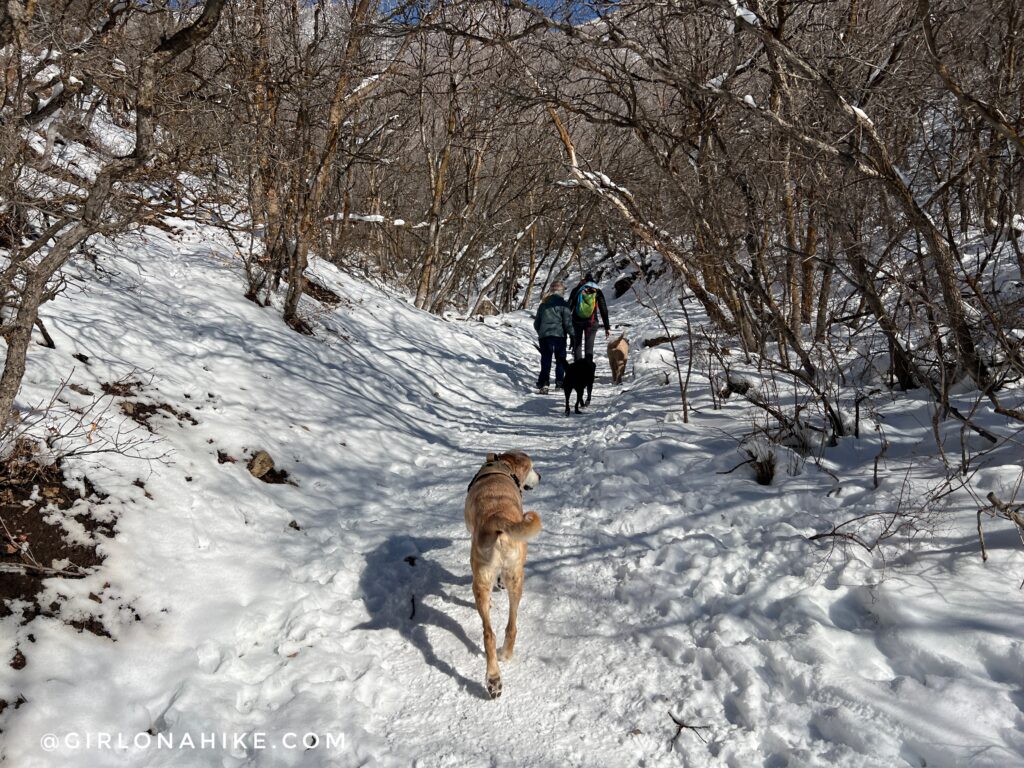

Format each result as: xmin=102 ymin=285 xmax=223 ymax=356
xmin=1 ymin=223 xmax=1023 ymax=768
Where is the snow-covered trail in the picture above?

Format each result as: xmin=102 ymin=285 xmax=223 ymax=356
xmin=358 ymin=349 xmax=685 ymax=766
xmin=4 ymin=227 xmax=1024 ymax=768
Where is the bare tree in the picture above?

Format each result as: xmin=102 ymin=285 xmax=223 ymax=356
xmin=1 ymin=0 xmax=227 ymax=428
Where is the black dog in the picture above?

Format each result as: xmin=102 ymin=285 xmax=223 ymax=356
xmin=563 ymin=359 xmax=595 ymax=415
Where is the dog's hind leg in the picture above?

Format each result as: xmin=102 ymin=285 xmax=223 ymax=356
xmin=473 ymin=577 xmax=502 ymax=698
xmin=498 ymin=565 xmax=523 ymax=662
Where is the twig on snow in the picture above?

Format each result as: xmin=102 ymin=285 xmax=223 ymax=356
xmin=668 ymin=711 xmax=711 ymax=746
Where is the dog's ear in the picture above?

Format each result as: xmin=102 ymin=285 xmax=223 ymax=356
xmin=486 ymin=452 xmax=497 ymax=463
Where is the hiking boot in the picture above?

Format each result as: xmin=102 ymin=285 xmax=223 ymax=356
xmin=537 ymin=385 xmax=549 ymax=394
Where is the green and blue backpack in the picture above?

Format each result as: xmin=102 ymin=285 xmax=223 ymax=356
xmin=575 ymin=285 xmax=598 ymax=320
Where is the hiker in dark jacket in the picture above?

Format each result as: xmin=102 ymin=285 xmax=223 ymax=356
xmin=533 ymin=280 xmax=572 ymax=394
xmin=567 ymin=273 xmax=610 ymax=362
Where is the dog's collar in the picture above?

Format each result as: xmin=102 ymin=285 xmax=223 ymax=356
xmin=467 ymin=460 xmax=521 ymax=492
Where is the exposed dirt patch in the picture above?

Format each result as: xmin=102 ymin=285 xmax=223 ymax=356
xmin=119 ymin=399 xmax=198 ymax=430
xmin=132 ymin=478 xmax=153 ymax=500
xmin=67 ymin=615 xmax=112 ymax=638
xmin=0 ymin=694 xmax=26 ymax=720
xmin=259 ymin=467 xmax=293 ymax=484
xmin=100 ymin=378 xmax=198 ymax=431
xmin=643 ymin=334 xmax=683 ymax=348
xmin=304 ymin=276 xmax=342 ymax=307
xmin=1 ymin=439 xmax=113 ymax=644
xmin=100 ymin=378 xmax=142 ymax=398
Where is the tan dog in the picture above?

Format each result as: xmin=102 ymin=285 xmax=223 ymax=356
xmin=608 ymin=334 xmax=629 ymax=385
xmin=464 ymin=451 xmax=541 ymax=698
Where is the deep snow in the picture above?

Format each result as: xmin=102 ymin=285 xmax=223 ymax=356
xmin=1 ymin=223 xmax=1023 ymax=768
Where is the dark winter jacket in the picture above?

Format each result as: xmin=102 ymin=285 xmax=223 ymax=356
xmin=568 ymin=281 xmax=610 ymax=331
xmin=534 ymin=294 xmax=573 ymax=339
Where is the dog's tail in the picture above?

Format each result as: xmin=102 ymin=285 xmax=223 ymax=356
xmin=483 ymin=511 xmax=542 ymax=543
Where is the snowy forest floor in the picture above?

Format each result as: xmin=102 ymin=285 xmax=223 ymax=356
xmin=2 ymin=223 xmax=1024 ymax=768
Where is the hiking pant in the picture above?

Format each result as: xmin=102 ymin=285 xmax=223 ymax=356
xmin=537 ymin=336 xmax=567 ymax=387
xmin=572 ymin=324 xmax=598 ymax=362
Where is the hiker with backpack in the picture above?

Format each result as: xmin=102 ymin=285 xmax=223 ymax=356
xmin=568 ymin=273 xmax=610 ymax=362
xmin=533 ymin=280 xmax=573 ymax=394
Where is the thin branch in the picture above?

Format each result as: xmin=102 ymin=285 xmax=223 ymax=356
xmin=668 ymin=711 xmax=711 ymax=746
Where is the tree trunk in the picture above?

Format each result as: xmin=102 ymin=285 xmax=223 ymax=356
xmin=843 ymin=231 xmax=920 ymax=390
xmin=0 ymin=224 xmax=88 ymax=424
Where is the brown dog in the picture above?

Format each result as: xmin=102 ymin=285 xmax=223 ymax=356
xmin=608 ymin=334 xmax=629 ymax=385
xmin=464 ymin=451 xmax=541 ymax=698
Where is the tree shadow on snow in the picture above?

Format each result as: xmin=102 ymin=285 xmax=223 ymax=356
xmin=356 ymin=535 xmax=491 ymax=699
